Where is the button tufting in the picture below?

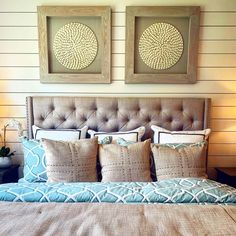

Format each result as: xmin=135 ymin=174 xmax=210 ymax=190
xmin=61 ymin=117 xmax=66 ymax=122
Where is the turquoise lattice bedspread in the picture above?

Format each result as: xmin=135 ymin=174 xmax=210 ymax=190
xmin=0 ymin=178 xmax=235 ymax=204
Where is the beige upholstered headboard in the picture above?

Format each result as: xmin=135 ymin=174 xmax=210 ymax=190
xmin=26 ymin=97 xmax=211 ymax=140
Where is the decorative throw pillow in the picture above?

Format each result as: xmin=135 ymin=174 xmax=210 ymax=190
xmin=99 ymin=139 xmax=152 ymax=182
xmin=88 ymin=126 xmax=145 ymax=142
xmin=41 ymin=138 xmax=98 ymax=183
xmin=20 ymin=137 xmax=47 ymax=182
xmin=32 ymin=125 xmax=88 ymax=141
xmin=151 ymin=125 xmax=211 ymax=144
xmin=99 ymin=136 xmax=113 ymax=145
xmin=115 ymin=137 xmax=156 ymax=181
xmin=115 ymin=138 xmax=135 ymax=146
xmin=151 ymin=142 xmax=207 ymax=180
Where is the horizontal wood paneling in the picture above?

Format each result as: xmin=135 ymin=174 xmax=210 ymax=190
xmin=209 ymin=144 xmax=236 ymax=155
xmin=198 ymin=54 xmax=236 ymax=67
xmin=212 ymin=107 xmax=236 ymax=119
xmin=199 ymin=41 xmax=236 ymax=53
xmin=112 ymin=26 xmax=125 ymax=40
xmin=0 ymin=106 xmax=25 ymax=117
xmin=1 ymin=11 xmax=236 ymax=28
xmin=208 ymin=155 xmax=236 ymax=167
xmin=0 ymin=13 xmax=37 ymax=26
xmin=112 ymin=41 xmax=125 ymax=54
xmin=1 ymin=80 xmax=236 ymax=93
xmin=1 ymin=26 xmax=236 ymax=41
xmin=1 ymin=0 xmax=236 ymax=12
xmin=0 ymin=54 xmax=39 ymax=66
xmin=0 ymin=0 xmax=236 ymax=172
xmin=0 ymin=27 xmax=37 ymax=40
xmin=0 ymin=93 xmax=236 ymax=106
xmin=210 ymin=132 xmax=236 ymax=144
xmin=0 ymin=67 xmax=126 ymax=81
xmin=0 ymin=41 xmax=38 ymax=53
xmin=198 ymin=68 xmax=236 ymax=81
xmin=200 ymin=12 xmax=236 ymax=26
xmin=200 ymin=27 xmax=236 ymax=40
xmin=211 ymin=120 xmax=236 ymax=132
xmin=0 ymin=67 xmax=40 ymax=79
xmin=1 ymin=53 xmax=236 ymax=68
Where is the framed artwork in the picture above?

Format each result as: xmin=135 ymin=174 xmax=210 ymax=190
xmin=37 ymin=6 xmax=111 ymax=83
xmin=125 ymin=6 xmax=200 ymax=84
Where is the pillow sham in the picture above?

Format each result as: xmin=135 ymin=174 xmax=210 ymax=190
xmin=151 ymin=125 xmax=211 ymax=144
xmin=151 ymin=142 xmax=207 ymax=180
xmin=20 ymin=136 xmax=110 ymax=183
xmin=115 ymin=137 xmax=157 ymax=181
xmin=41 ymin=138 xmax=98 ymax=183
xmin=32 ymin=125 xmax=88 ymax=141
xmin=99 ymin=139 xmax=152 ymax=182
xmin=20 ymin=137 xmax=47 ymax=182
xmin=88 ymin=126 xmax=145 ymax=142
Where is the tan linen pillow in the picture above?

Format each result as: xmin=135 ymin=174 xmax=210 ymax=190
xmin=151 ymin=142 xmax=207 ymax=180
xmin=99 ymin=139 xmax=152 ymax=182
xmin=41 ymin=138 xmax=98 ymax=183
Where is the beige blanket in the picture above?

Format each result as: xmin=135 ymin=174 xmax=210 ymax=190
xmin=0 ymin=202 xmax=235 ymax=236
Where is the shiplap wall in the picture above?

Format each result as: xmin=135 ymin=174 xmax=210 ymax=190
xmin=0 ymin=0 xmax=236 ymax=177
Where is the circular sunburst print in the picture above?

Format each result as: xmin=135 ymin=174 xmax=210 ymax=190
xmin=139 ymin=22 xmax=184 ymax=70
xmin=53 ymin=22 xmax=98 ymax=70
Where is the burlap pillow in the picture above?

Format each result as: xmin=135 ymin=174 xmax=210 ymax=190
xmin=41 ymin=138 xmax=98 ymax=183
xmin=151 ymin=142 xmax=207 ymax=180
xmin=99 ymin=139 xmax=152 ymax=182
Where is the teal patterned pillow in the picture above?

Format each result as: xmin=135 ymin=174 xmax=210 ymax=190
xmin=99 ymin=136 xmax=112 ymax=144
xmin=116 ymin=138 xmax=135 ymax=146
xmin=159 ymin=141 xmax=207 ymax=149
xmin=20 ymin=137 xmax=47 ymax=182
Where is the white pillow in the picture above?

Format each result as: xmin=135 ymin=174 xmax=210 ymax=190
xmin=88 ymin=126 xmax=145 ymax=142
xmin=32 ymin=125 xmax=88 ymax=141
xmin=151 ymin=125 xmax=211 ymax=144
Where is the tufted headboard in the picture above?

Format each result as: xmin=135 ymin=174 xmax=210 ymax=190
xmin=26 ymin=97 xmax=211 ymax=140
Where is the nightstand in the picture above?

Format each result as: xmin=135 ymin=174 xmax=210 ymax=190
xmin=0 ymin=165 xmax=19 ymax=184
xmin=215 ymin=167 xmax=236 ymax=188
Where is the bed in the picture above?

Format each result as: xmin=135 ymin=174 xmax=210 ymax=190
xmin=0 ymin=96 xmax=235 ymax=235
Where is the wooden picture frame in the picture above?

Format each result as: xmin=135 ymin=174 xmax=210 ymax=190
xmin=37 ymin=6 xmax=111 ymax=83
xmin=125 ymin=6 xmax=200 ymax=84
